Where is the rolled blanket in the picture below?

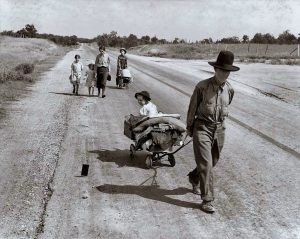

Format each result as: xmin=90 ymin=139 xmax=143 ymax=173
xmin=124 ymin=114 xmax=149 ymax=139
xmin=155 ymin=113 xmax=181 ymax=119
xmin=133 ymin=116 xmax=186 ymax=133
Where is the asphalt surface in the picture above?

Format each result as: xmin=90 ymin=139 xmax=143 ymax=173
xmin=0 ymin=44 xmax=299 ymax=239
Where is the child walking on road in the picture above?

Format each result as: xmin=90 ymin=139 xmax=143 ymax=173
xmin=85 ymin=63 xmax=96 ymax=96
xmin=70 ymin=54 xmax=83 ymax=95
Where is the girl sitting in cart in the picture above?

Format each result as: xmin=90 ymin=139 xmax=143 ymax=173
xmin=135 ymin=91 xmax=158 ymax=117
xmin=124 ymin=91 xmax=189 ymax=168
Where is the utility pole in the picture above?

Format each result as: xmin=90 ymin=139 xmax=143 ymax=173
xmin=298 ymin=34 xmax=300 ymax=57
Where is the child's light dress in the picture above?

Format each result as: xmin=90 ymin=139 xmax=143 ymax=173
xmin=85 ymin=69 xmax=96 ymax=87
xmin=70 ymin=61 xmax=83 ymax=85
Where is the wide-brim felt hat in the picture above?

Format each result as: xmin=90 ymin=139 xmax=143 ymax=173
xmin=135 ymin=91 xmax=151 ymax=101
xmin=120 ymin=48 xmax=127 ymax=54
xmin=208 ymin=50 xmax=240 ymax=71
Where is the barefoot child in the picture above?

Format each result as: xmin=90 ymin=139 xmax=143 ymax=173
xmin=85 ymin=64 xmax=96 ymax=96
xmin=135 ymin=91 xmax=158 ymax=117
xmin=70 ymin=54 xmax=83 ymax=95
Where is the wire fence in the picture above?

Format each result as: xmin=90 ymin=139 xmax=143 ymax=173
xmin=191 ymin=43 xmax=300 ymax=58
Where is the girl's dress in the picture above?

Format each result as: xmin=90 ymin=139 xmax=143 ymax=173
xmin=70 ymin=61 xmax=83 ymax=85
xmin=85 ymin=69 xmax=96 ymax=87
xmin=140 ymin=102 xmax=158 ymax=117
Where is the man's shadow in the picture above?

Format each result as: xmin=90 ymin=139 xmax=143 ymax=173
xmin=89 ymin=149 xmax=171 ymax=169
xmin=96 ymin=184 xmax=199 ymax=209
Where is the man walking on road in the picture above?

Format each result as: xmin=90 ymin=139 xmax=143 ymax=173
xmin=186 ymin=51 xmax=240 ymax=213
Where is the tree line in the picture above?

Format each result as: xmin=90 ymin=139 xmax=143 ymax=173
xmin=1 ymin=24 xmax=299 ymax=47
xmin=0 ymin=24 xmax=81 ymax=46
xmin=93 ymin=30 xmax=300 ymax=47
xmin=215 ymin=31 xmax=300 ymax=44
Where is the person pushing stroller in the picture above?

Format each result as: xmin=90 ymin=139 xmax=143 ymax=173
xmin=116 ymin=48 xmax=128 ymax=86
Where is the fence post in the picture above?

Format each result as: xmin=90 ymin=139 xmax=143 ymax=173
xmin=265 ymin=44 xmax=268 ymax=55
xmin=298 ymin=44 xmax=299 ymax=57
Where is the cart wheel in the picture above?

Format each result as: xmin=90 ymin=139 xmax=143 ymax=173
xmin=152 ymin=153 xmax=161 ymax=164
xmin=145 ymin=155 xmax=153 ymax=169
xmin=168 ymin=154 xmax=176 ymax=167
xmin=130 ymin=144 xmax=135 ymax=160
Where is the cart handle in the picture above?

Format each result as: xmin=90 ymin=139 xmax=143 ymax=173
xmin=161 ymin=134 xmax=193 ymax=157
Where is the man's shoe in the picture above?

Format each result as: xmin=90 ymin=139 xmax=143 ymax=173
xmin=188 ymin=174 xmax=200 ymax=195
xmin=200 ymin=201 xmax=215 ymax=213
xmin=102 ymin=95 xmax=106 ymax=98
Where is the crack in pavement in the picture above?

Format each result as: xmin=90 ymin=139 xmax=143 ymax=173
xmin=33 ymin=100 xmax=71 ymax=239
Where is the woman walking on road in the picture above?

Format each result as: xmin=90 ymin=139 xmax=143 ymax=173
xmin=70 ymin=54 xmax=83 ymax=95
xmin=95 ymin=45 xmax=111 ymax=98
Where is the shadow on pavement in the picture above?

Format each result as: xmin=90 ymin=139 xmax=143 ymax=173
xmin=49 ymin=92 xmax=98 ymax=97
xmin=106 ymin=85 xmax=119 ymax=89
xmin=89 ymin=149 xmax=146 ymax=169
xmin=96 ymin=184 xmax=199 ymax=209
xmin=89 ymin=149 xmax=172 ymax=169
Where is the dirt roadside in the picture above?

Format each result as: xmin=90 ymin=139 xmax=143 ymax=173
xmin=0 ymin=45 xmax=79 ymax=239
xmin=0 ymin=37 xmax=74 ymax=121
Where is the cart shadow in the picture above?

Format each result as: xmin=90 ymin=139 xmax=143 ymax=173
xmin=96 ymin=184 xmax=199 ymax=209
xmin=89 ymin=149 xmax=172 ymax=169
xmin=89 ymin=149 xmax=147 ymax=169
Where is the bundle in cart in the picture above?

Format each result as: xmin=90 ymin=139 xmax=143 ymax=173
xmin=124 ymin=114 xmax=191 ymax=168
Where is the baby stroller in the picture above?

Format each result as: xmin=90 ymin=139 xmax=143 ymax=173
xmin=124 ymin=114 xmax=192 ymax=168
xmin=117 ymin=68 xmax=133 ymax=88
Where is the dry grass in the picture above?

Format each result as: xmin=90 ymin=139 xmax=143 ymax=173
xmin=15 ymin=63 xmax=35 ymax=74
xmin=0 ymin=36 xmax=73 ymax=119
xmin=130 ymin=43 xmax=300 ymax=65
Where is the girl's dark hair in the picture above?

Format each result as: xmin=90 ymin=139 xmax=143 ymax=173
xmin=75 ymin=54 xmax=80 ymax=59
xmin=99 ymin=45 xmax=106 ymax=51
xmin=88 ymin=63 xmax=95 ymax=70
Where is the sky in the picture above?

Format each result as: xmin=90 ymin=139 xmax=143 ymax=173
xmin=0 ymin=0 xmax=299 ymax=41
